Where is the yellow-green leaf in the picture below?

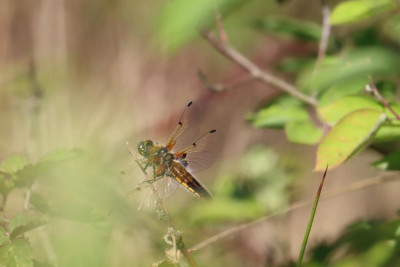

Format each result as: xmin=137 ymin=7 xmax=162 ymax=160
xmin=0 ymin=228 xmax=8 ymax=246
xmin=330 ymin=0 xmax=396 ymax=25
xmin=316 ymin=109 xmax=386 ymax=171
xmin=0 ymin=155 xmax=30 ymax=175
xmin=9 ymin=214 xmax=48 ymax=239
xmin=0 ymin=239 xmax=33 ymax=267
xmin=318 ymin=95 xmax=382 ymax=125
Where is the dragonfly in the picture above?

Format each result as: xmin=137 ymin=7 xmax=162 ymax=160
xmin=131 ymin=101 xmax=221 ymax=205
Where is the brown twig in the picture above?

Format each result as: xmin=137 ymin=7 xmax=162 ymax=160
xmin=216 ymin=11 xmax=228 ymax=44
xmin=316 ymin=0 xmax=331 ymax=69
xmin=198 ymin=70 xmax=254 ymax=92
xmin=201 ymin=31 xmax=317 ymax=106
xmin=307 ymin=0 xmax=331 ymax=95
xmin=189 ymin=173 xmax=399 ymax=252
xmin=368 ymin=83 xmax=400 ymax=121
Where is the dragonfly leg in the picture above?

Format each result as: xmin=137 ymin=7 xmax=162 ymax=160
xmin=137 ymin=175 xmax=165 ymax=186
xmin=138 ymin=164 xmax=164 ymax=185
xmin=135 ymin=159 xmax=149 ymax=175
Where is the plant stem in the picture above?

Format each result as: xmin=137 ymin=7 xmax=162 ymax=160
xmin=369 ymin=83 xmax=400 ymax=121
xmin=201 ymin=31 xmax=318 ymax=106
xmin=297 ymin=165 xmax=328 ymax=266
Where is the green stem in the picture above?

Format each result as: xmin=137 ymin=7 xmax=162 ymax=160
xmin=297 ymin=165 xmax=328 ymax=266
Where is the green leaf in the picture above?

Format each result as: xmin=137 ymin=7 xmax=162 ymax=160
xmin=0 ymin=155 xmax=30 ymax=174
xmin=39 ymin=148 xmax=83 ymax=163
xmin=0 ymin=239 xmax=33 ymax=267
xmin=330 ymin=0 xmax=396 ymax=25
xmin=253 ymin=16 xmax=322 ymax=42
xmin=383 ymin=13 xmax=400 ymax=45
xmin=297 ymin=47 xmax=400 ymax=93
xmin=372 ymin=151 xmax=400 ymax=170
xmin=377 ymin=81 xmax=397 ymax=101
xmin=156 ymin=0 xmax=243 ymax=53
xmin=318 ymin=77 xmax=368 ymax=106
xmin=8 ymin=214 xmax=48 ymax=239
xmin=318 ymin=95 xmax=382 ymax=125
xmin=315 ymin=109 xmax=386 ymax=171
xmin=277 ymin=57 xmax=314 ymax=73
xmin=29 ymin=193 xmax=54 ymax=213
xmin=251 ymin=97 xmax=308 ymax=128
xmin=374 ymin=123 xmax=400 ymax=143
xmin=285 ymin=120 xmax=323 ymax=145
xmin=0 ymin=228 xmax=8 ymax=246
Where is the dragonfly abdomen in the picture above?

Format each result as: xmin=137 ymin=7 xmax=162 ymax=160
xmin=169 ymin=160 xmax=212 ymax=200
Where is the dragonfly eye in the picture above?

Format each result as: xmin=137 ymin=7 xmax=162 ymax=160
xmin=144 ymin=140 xmax=153 ymax=148
xmin=137 ymin=140 xmax=153 ymax=156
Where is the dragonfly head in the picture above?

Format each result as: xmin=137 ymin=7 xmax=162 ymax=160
xmin=137 ymin=140 xmax=154 ymax=157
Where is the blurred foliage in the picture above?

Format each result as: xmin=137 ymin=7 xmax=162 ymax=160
xmin=249 ymin=0 xmax=400 ymax=172
xmin=296 ymin=47 xmax=400 ymax=93
xmin=188 ymin=146 xmax=296 ymax=225
xmin=250 ymin=96 xmax=308 ymax=129
xmin=372 ymin=151 xmax=400 ymax=171
xmin=156 ymin=0 xmax=245 ymax=52
xmin=305 ymin=218 xmax=400 ymax=266
xmin=330 ymin=0 xmax=397 ymax=25
xmin=253 ymin=16 xmax=323 ymax=42
xmin=2 ymin=0 xmax=400 ymax=266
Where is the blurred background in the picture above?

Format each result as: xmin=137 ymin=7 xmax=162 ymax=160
xmin=1 ymin=0 xmax=400 ymax=266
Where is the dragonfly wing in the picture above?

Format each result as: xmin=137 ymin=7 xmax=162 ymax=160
xmin=174 ymin=129 xmax=223 ymax=172
xmin=166 ymin=101 xmax=201 ymax=152
xmin=136 ymin=175 xmax=178 ymax=210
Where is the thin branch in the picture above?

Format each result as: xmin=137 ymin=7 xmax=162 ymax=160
xmin=189 ymin=173 xmax=399 ymax=252
xmin=198 ymin=70 xmax=254 ymax=93
xmin=216 ymin=11 xmax=228 ymax=44
xmin=308 ymin=0 xmax=331 ymax=95
xmin=297 ymin=165 xmax=328 ymax=266
xmin=368 ymin=83 xmax=400 ymax=121
xmin=201 ymin=31 xmax=318 ymax=106
xmin=316 ymin=0 xmax=331 ymax=69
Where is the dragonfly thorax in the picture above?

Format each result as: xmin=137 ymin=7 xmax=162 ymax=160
xmin=162 ymin=153 xmax=175 ymax=166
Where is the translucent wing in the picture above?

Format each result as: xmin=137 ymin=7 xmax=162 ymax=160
xmin=136 ymin=172 xmax=179 ymax=211
xmin=174 ymin=129 xmax=223 ymax=172
xmin=166 ymin=101 xmax=201 ymax=153
xmin=138 ymin=177 xmax=178 ymax=210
